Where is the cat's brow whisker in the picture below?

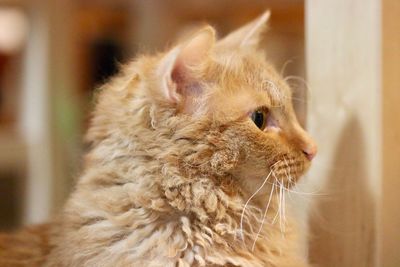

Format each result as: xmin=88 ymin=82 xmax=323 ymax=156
xmin=280 ymin=59 xmax=293 ymax=77
xmin=280 ymin=93 xmax=307 ymax=104
xmin=263 ymin=80 xmax=283 ymax=104
xmin=269 ymin=103 xmax=285 ymax=108
xmin=289 ymin=96 xmax=307 ymax=102
xmin=283 ymin=75 xmax=313 ymax=100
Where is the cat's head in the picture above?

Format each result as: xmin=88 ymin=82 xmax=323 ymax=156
xmin=88 ymin=11 xmax=316 ymax=195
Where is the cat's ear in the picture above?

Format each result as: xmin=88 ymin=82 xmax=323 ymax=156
xmin=157 ymin=26 xmax=215 ymax=104
xmin=217 ymin=10 xmax=270 ymax=49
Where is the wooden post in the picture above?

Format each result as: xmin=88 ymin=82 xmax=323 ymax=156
xmin=382 ymin=1 xmax=400 ymax=266
xmin=20 ymin=0 xmax=54 ymax=224
xmin=19 ymin=0 xmax=77 ymax=224
xmin=305 ymin=0 xmax=381 ymax=266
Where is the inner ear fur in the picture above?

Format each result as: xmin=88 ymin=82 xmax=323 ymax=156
xmin=158 ymin=26 xmax=216 ymax=104
xmin=216 ymin=10 xmax=270 ymax=49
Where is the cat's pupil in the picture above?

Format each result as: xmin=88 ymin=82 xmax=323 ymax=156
xmin=251 ymin=109 xmax=266 ymax=130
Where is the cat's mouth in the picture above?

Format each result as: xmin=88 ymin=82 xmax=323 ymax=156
xmin=269 ymin=156 xmax=309 ymax=186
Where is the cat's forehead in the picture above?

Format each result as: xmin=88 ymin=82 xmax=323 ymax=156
xmin=200 ymin=52 xmax=292 ymax=120
xmin=211 ymin=51 xmax=290 ymax=105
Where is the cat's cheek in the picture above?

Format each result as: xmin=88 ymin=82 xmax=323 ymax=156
xmin=210 ymin=149 xmax=240 ymax=176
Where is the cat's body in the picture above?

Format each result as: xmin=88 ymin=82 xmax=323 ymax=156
xmin=0 ymin=224 xmax=52 ymax=267
xmin=0 ymin=11 xmax=316 ymax=266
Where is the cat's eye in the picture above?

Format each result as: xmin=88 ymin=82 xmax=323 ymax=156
xmin=250 ymin=108 xmax=269 ymax=130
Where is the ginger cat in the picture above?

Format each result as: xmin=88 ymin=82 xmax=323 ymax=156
xmin=0 ymin=11 xmax=317 ymax=267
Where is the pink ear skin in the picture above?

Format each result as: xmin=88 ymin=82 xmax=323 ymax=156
xmin=158 ymin=26 xmax=216 ymax=110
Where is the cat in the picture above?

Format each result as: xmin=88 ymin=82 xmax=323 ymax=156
xmin=0 ymin=10 xmax=317 ymax=267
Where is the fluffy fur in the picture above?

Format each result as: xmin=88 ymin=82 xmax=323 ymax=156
xmin=0 ymin=11 xmax=317 ymax=267
xmin=0 ymin=224 xmax=52 ymax=267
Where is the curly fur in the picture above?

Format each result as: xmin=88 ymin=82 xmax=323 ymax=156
xmin=0 ymin=11 xmax=316 ymax=267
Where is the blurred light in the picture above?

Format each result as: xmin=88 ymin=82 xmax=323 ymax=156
xmin=0 ymin=8 xmax=28 ymax=54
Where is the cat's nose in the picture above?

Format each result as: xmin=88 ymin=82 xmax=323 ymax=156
xmin=302 ymin=142 xmax=317 ymax=161
xmin=290 ymin=124 xmax=317 ymax=161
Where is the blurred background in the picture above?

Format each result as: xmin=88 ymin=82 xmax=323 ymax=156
xmin=0 ymin=0 xmax=398 ymax=267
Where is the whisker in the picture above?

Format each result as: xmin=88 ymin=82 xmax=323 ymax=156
xmin=278 ymin=182 xmax=326 ymax=196
xmin=270 ymin=170 xmax=326 ymax=196
xmin=240 ymin=166 xmax=274 ymax=242
xmin=284 ymin=168 xmax=295 ymax=201
xmin=280 ymin=59 xmax=293 ymax=76
xmin=291 ymin=96 xmax=308 ymax=103
xmin=283 ymin=157 xmax=292 ymax=183
xmin=251 ymin=182 xmax=276 ymax=251
xmin=279 ymin=178 xmax=284 ymax=235
xmin=281 ymin=178 xmax=287 ymax=235
xmin=281 ymin=93 xmax=307 ymax=104
xmin=271 ymin=179 xmax=280 ymax=225
xmin=283 ymin=75 xmax=312 ymax=96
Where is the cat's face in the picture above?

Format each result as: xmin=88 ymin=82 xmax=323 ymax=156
xmin=203 ymin=54 xmax=316 ymax=191
xmin=153 ymin=11 xmax=316 ymax=191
